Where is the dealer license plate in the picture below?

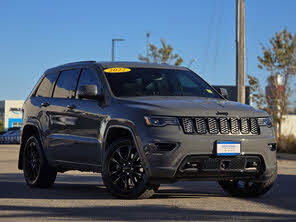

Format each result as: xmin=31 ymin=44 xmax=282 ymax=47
xmin=216 ymin=141 xmax=241 ymax=156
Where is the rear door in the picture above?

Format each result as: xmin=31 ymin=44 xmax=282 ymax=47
xmin=47 ymin=68 xmax=104 ymax=166
xmin=60 ymin=68 xmax=105 ymax=165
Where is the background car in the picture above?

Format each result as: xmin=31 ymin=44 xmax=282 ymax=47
xmin=0 ymin=128 xmax=20 ymax=144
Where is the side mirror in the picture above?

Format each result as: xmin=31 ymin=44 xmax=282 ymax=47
xmin=78 ymin=85 xmax=102 ymax=100
xmin=218 ymin=88 xmax=229 ymax=99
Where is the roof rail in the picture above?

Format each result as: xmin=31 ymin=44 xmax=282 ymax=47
xmin=62 ymin=61 xmax=96 ymax=66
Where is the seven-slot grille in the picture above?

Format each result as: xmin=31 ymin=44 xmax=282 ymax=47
xmin=180 ymin=117 xmax=260 ymax=135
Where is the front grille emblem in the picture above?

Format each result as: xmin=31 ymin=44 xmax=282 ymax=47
xmin=216 ymin=111 xmax=228 ymax=116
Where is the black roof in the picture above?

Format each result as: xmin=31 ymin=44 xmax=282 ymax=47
xmin=45 ymin=61 xmax=187 ymax=74
xmin=98 ymin=61 xmax=187 ymax=70
xmin=44 ymin=61 xmax=96 ymax=74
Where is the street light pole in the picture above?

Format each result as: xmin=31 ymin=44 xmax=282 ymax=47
xmin=112 ymin=38 xmax=125 ymax=61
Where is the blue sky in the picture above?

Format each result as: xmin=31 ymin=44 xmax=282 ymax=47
xmin=0 ymin=0 xmax=295 ymax=100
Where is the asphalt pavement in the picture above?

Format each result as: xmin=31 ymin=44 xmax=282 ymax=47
xmin=0 ymin=145 xmax=295 ymax=221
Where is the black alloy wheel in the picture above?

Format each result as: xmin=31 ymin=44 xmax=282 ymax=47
xmin=23 ymin=136 xmax=57 ymax=188
xmin=109 ymin=143 xmax=144 ymax=191
xmin=24 ymin=138 xmax=41 ymax=184
xmin=102 ymin=138 xmax=156 ymax=199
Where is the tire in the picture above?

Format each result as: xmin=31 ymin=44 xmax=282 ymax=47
xmin=23 ymin=135 xmax=57 ymax=188
xmin=218 ymin=166 xmax=278 ymax=197
xmin=152 ymin=184 xmax=160 ymax=193
xmin=102 ymin=138 xmax=155 ymax=199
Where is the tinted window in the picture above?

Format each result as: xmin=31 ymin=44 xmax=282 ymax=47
xmin=76 ymin=69 xmax=100 ymax=97
xmin=35 ymin=72 xmax=59 ymax=97
xmin=53 ymin=69 xmax=81 ymax=98
xmin=104 ymin=68 xmax=221 ymax=99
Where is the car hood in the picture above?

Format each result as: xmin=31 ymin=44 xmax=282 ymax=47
xmin=117 ymin=97 xmax=268 ymax=117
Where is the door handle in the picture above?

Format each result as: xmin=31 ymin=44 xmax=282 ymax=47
xmin=66 ymin=104 xmax=76 ymax=109
xmin=41 ymin=102 xmax=49 ymax=107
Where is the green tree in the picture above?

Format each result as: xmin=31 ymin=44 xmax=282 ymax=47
xmin=257 ymin=29 xmax=296 ymax=140
xmin=0 ymin=120 xmax=4 ymax=132
xmin=139 ymin=38 xmax=183 ymax=66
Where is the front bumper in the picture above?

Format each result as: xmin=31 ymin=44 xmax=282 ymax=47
xmin=137 ymin=126 xmax=277 ymax=183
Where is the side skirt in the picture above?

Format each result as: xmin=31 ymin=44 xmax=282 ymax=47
xmin=49 ymin=160 xmax=101 ymax=173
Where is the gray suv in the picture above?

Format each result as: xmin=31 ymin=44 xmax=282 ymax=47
xmin=18 ymin=61 xmax=277 ymax=199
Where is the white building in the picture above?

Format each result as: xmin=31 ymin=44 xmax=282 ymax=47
xmin=0 ymin=100 xmax=24 ymax=130
xmin=282 ymin=115 xmax=296 ymax=137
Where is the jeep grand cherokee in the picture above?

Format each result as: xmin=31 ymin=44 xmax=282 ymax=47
xmin=18 ymin=61 xmax=277 ymax=199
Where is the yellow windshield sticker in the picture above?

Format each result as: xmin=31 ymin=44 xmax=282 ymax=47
xmin=104 ymin=68 xmax=131 ymax=73
xmin=206 ymin=89 xmax=213 ymax=94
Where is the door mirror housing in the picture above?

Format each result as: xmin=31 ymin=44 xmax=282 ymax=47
xmin=218 ymin=88 xmax=229 ymax=99
xmin=78 ymin=85 xmax=103 ymax=100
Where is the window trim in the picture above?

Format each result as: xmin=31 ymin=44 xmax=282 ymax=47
xmin=33 ymin=75 xmax=46 ymax=97
xmin=74 ymin=68 xmax=83 ymax=99
xmin=51 ymin=68 xmax=82 ymax=99
xmin=34 ymin=71 xmax=60 ymax=98
xmin=75 ymin=68 xmax=102 ymax=100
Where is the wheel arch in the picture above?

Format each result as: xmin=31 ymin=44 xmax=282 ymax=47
xmin=103 ymin=125 xmax=136 ymax=154
xmin=18 ymin=123 xmax=43 ymax=170
xmin=102 ymin=124 xmax=148 ymax=170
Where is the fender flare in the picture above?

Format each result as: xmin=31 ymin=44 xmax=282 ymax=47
xmin=101 ymin=123 xmax=150 ymax=174
xmin=18 ymin=122 xmax=44 ymax=170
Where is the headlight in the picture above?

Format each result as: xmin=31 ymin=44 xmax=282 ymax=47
xmin=258 ymin=117 xmax=272 ymax=127
xmin=144 ymin=116 xmax=179 ymax=127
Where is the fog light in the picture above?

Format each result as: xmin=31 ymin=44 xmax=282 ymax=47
xmin=251 ymin=161 xmax=258 ymax=167
xmin=268 ymin=143 xmax=277 ymax=151
xmin=144 ymin=143 xmax=177 ymax=154
xmin=143 ymin=144 xmax=157 ymax=154
xmin=246 ymin=160 xmax=260 ymax=169
xmin=155 ymin=143 xmax=177 ymax=151
xmin=184 ymin=162 xmax=199 ymax=169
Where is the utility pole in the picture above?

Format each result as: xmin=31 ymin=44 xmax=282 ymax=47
xmin=112 ymin=38 xmax=125 ymax=61
xmin=236 ymin=0 xmax=246 ymax=104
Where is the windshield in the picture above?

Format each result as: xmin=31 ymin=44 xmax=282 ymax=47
xmin=104 ymin=68 xmax=221 ymax=99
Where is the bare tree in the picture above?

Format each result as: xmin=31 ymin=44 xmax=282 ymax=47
xmin=247 ymin=75 xmax=266 ymax=110
xmin=256 ymin=29 xmax=296 ymax=140
xmin=139 ymin=36 xmax=183 ymax=66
